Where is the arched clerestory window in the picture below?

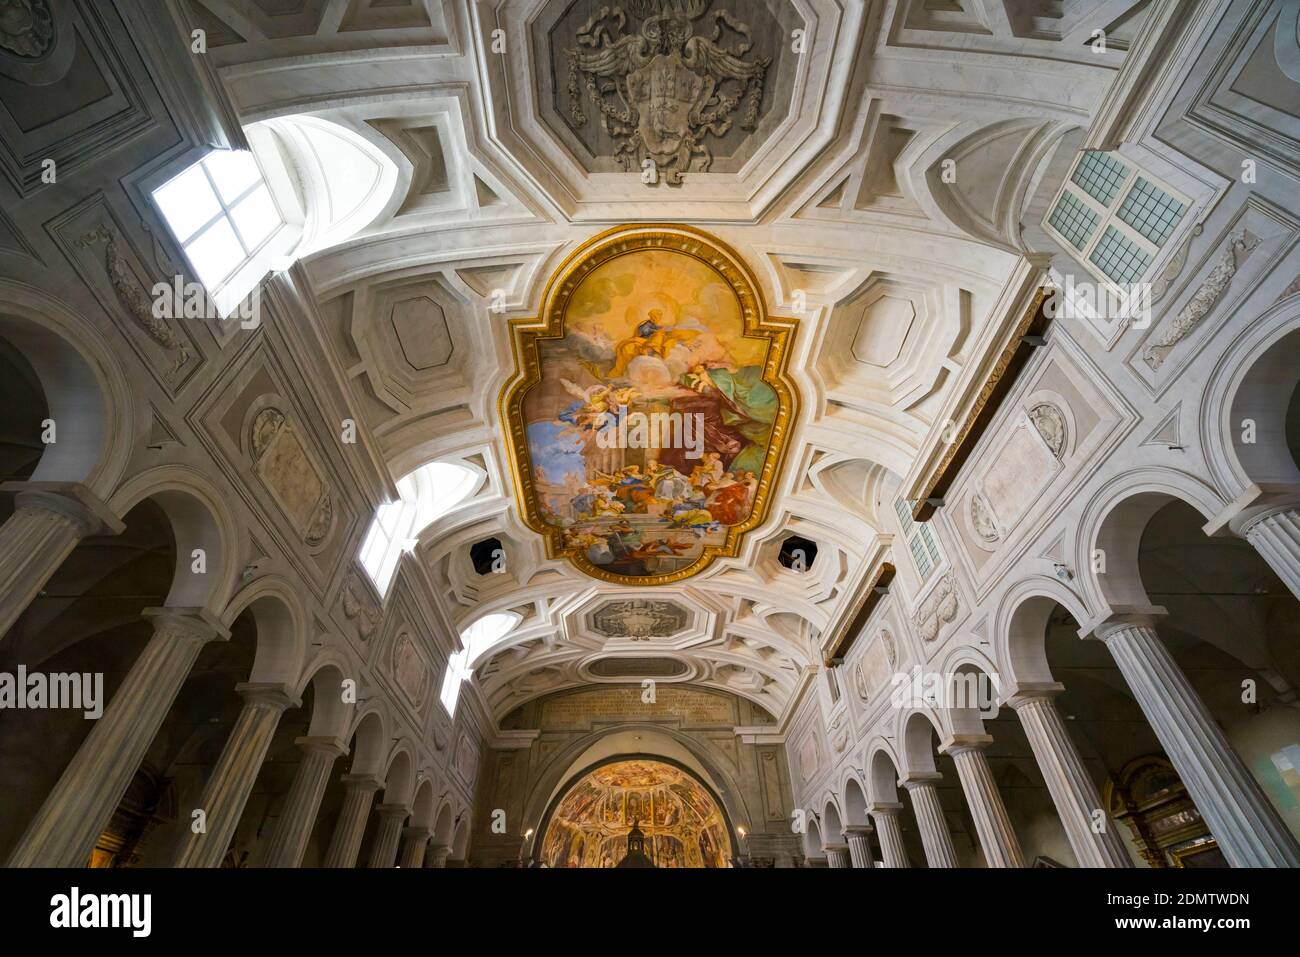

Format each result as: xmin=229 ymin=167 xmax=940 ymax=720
xmin=440 ymin=611 xmax=521 ymax=717
xmin=359 ymin=461 xmax=479 ymax=596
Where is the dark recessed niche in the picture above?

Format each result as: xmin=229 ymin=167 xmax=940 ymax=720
xmin=778 ymin=536 xmax=818 ymax=571
xmin=470 ymin=537 xmax=504 ymax=576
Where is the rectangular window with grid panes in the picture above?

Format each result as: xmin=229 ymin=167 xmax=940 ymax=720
xmin=1044 ymin=151 xmax=1189 ymax=288
xmin=894 ymin=498 xmax=941 ymax=583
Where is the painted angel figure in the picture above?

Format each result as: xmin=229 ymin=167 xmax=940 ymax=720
xmin=556 ymin=379 xmax=639 ymax=439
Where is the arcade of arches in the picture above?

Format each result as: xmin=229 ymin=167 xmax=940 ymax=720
xmin=2 ymin=0 xmax=1300 ymax=871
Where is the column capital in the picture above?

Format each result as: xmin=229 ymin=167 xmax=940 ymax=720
xmin=142 ymin=606 xmax=231 ymax=644
xmin=1003 ymin=682 xmax=1066 ymax=710
xmin=235 ymin=681 xmax=301 ymax=712
xmin=1083 ymin=606 xmax=1167 ymax=642
xmin=899 ymin=771 xmax=943 ymax=789
xmin=375 ymin=802 xmax=412 ymax=820
xmin=867 ymin=802 xmax=904 ymax=816
xmin=844 ymin=823 xmax=874 ymax=835
xmin=2 ymin=481 xmax=125 ymax=536
xmin=340 ymin=773 xmax=384 ymax=792
xmin=1204 ymin=482 xmax=1300 ymax=537
xmin=939 ymin=733 xmax=994 ymax=756
xmin=823 ymin=842 xmax=848 ymax=852
xmin=294 ymin=735 xmax=348 ymax=758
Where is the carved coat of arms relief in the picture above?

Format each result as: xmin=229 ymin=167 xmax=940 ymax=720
xmin=566 ymin=0 xmax=769 ymax=185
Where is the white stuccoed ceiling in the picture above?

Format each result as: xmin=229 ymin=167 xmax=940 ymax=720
xmin=187 ymin=0 xmax=1152 ymax=725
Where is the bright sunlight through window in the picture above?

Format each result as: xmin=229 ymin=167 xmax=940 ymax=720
xmin=359 ymin=461 xmax=479 ymax=596
xmin=151 ymin=150 xmax=286 ymax=318
xmin=440 ymin=612 xmax=521 ymax=717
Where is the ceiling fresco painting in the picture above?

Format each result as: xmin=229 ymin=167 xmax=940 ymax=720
xmin=541 ymin=759 xmax=732 ymax=868
xmin=501 ymin=225 xmax=798 ymax=585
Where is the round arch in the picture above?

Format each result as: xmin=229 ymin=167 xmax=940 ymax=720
xmin=801 ymin=813 xmax=824 ymax=860
xmin=346 ymin=707 xmax=389 ymax=778
xmin=296 ymin=657 xmax=354 ymax=741
xmin=900 ymin=709 xmax=945 ymax=776
xmin=821 ymin=796 xmax=845 ymax=846
xmin=843 ymin=775 xmax=870 ymax=827
xmin=108 ymin=467 xmax=240 ymax=614
xmin=381 ymin=747 xmax=416 ymax=806
xmin=0 ymin=281 xmax=134 ymax=494
xmin=220 ymin=577 xmax=307 ymax=687
xmin=518 ymin=722 xmax=756 ymax=858
xmin=1076 ymin=468 xmax=1226 ymax=617
xmin=530 ymin=751 xmax=740 ymax=866
xmin=411 ymin=778 xmax=436 ymax=829
xmin=1200 ymin=300 xmax=1300 ymax=494
xmin=866 ymin=740 xmax=904 ymax=806
xmin=432 ymin=802 xmax=455 ymax=847
xmin=994 ymin=575 xmax=1092 ymax=691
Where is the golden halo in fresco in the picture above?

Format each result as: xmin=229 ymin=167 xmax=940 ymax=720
xmin=499 ymin=225 xmax=799 ymax=585
xmin=541 ymin=759 xmax=732 ymax=868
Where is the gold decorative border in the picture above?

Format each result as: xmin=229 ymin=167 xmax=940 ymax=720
xmin=911 ymin=287 xmax=1051 ymax=521
xmin=498 ymin=224 xmax=800 ymax=585
xmin=824 ymin=562 xmax=895 ymax=667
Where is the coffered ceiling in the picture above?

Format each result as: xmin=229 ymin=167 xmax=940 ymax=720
xmin=183 ymin=0 xmax=1155 ymax=725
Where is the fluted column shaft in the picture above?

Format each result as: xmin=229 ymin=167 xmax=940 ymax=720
xmin=369 ymin=804 xmax=411 ymax=868
xmin=324 ymin=775 xmax=383 ymax=867
xmin=6 ymin=608 xmax=228 ymax=867
xmin=824 ymin=844 xmax=850 ymax=868
xmin=1098 ymin=617 xmax=1300 ymax=867
xmin=1241 ymin=507 xmax=1300 ymax=601
xmin=1008 ymin=686 xmax=1129 ymax=867
xmin=425 ymin=843 xmax=451 ymax=868
xmin=845 ymin=825 xmax=875 ymax=869
xmin=261 ymin=737 xmax=347 ymax=868
xmin=902 ymin=776 xmax=959 ymax=868
xmin=399 ymin=826 xmax=433 ymax=869
xmin=869 ymin=805 xmax=909 ymax=868
xmin=0 ymin=485 xmax=123 ymax=638
xmin=942 ymin=736 xmax=1025 ymax=868
xmin=174 ymin=683 xmax=299 ymax=867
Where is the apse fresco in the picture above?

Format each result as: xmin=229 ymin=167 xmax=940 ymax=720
xmin=542 ymin=760 xmax=731 ymax=868
xmin=502 ymin=228 xmax=797 ymax=584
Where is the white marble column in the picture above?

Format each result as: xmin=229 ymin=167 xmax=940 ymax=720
xmin=1006 ymin=684 xmax=1130 ymax=867
xmin=845 ymin=824 xmax=875 ymax=869
xmin=6 ymin=607 xmax=228 ymax=867
xmin=368 ymin=803 xmax=411 ymax=868
xmin=868 ymin=803 xmax=909 ymax=868
xmin=1239 ymin=506 xmax=1300 ymax=601
xmin=901 ymin=773 xmax=959 ymax=868
xmin=425 ymin=843 xmax=451 ymax=869
xmin=1095 ymin=614 xmax=1300 ymax=867
xmin=0 ymin=482 xmax=123 ymax=638
xmin=174 ymin=683 xmax=300 ymax=867
xmin=399 ymin=826 xmax=433 ymax=869
xmin=261 ymin=736 xmax=348 ymax=868
xmin=940 ymin=734 xmax=1025 ymax=868
xmin=824 ymin=844 xmax=850 ymax=868
xmin=324 ymin=774 xmax=383 ymax=868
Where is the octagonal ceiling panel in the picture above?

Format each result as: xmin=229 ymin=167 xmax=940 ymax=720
xmin=390 ymin=297 xmax=453 ymax=371
xmin=475 ymin=0 xmax=868 ymax=219
xmin=587 ymin=597 xmax=691 ymax=639
xmin=537 ymin=0 xmax=800 ymax=180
